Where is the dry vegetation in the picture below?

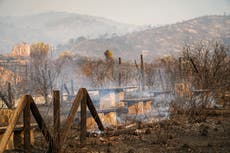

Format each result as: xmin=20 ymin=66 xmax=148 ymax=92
xmin=1 ymin=41 xmax=230 ymax=153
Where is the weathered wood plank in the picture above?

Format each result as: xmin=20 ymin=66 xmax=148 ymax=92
xmin=30 ymin=97 xmax=53 ymax=143
xmin=140 ymin=54 xmax=145 ymax=91
xmin=23 ymin=95 xmax=31 ymax=153
xmin=119 ymin=57 xmax=121 ymax=87
xmin=0 ymin=91 xmax=12 ymax=109
xmin=7 ymin=82 xmax=13 ymax=108
xmin=53 ymin=90 xmax=60 ymax=153
xmin=60 ymin=88 xmax=84 ymax=145
xmin=85 ymin=89 xmax=104 ymax=131
xmin=80 ymin=90 xmax=87 ymax=144
xmin=0 ymin=95 xmax=27 ymax=153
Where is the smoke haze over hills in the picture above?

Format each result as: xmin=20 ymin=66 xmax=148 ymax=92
xmin=58 ymin=15 xmax=230 ymax=60
xmin=0 ymin=12 xmax=140 ymax=54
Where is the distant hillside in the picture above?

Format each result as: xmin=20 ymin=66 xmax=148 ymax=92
xmin=60 ymin=15 xmax=230 ymax=60
xmin=0 ymin=12 xmax=139 ymax=53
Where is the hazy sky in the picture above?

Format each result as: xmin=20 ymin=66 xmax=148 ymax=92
xmin=0 ymin=0 xmax=229 ymax=25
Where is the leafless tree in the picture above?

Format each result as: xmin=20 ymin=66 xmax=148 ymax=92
xmin=181 ymin=41 xmax=230 ymax=95
xmin=28 ymin=42 xmax=60 ymax=104
xmin=170 ymin=41 xmax=230 ymax=122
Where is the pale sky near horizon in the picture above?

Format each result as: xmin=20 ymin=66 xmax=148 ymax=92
xmin=0 ymin=0 xmax=229 ymax=25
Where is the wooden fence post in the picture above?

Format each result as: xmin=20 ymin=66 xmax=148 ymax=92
xmin=59 ymin=88 xmax=104 ymax=152
xmin=0 ymin=95 xmax=27 ymax=153
xmin=119 ymin=57 xmax=121 ymax=87
xmin=140 ymin=54 xmax=145 ymax=92
xmin=80 ymin=90 xmax=87 ymax=145
xmin=7 ymin=82 xmax=13 ymax=108
xmin=23 ymin=95 xmax=31 ymax=153
xmin=60 ymin=88 xmax=84 ymax=146
xmin=53 ymin=90 xmax=60 ymax=153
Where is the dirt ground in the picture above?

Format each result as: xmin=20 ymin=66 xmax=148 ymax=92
xmin=59 ymin=111 xmax=230 ymax=153
xmin=5 ymin=108 xmax=230 ymax=153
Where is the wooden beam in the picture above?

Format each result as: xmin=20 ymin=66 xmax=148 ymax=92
xmin=140 ymin=54 xmax=145 ymax=91
xmin=71 ymin=80 xmax=74 ymax=95
xmin=85 ymin=89 xmax=104 ymax=131
xmin=80 ymin=90 xmax=87 ymax=144
xmin=23 ymin=95 xmax=31 ymax=153
xmin=63 ymin=83 xmax=70 ymax=96
xmin=0 ymin=95 xmax=27 ymax=153
xmin=53 ymin=90 xmax=60 ymax=153
xmin=119 ymin=57 xmax=121 ymax=87
xmin=0 ymin=91 xmax=12 ymax=109
xmin=60 ymin=88 xmax=84 ymax=145
xmin=29 ymin=97 xmax=53 ymax=143
xmin=7 ymin=82 xmax=13 ymax=108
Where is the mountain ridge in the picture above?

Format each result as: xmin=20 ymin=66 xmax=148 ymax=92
xmin=59 ymin=15 xmax=230 ymax=60
xmin=0 ymin=11 xmax=140 ymax=53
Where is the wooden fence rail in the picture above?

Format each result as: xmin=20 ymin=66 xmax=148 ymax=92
xmin=59 ymin=88 xmax=104 ymax=152
xmin=0 ymin=88 xmax=104 ymax=153
xmin=0 ymin=95 xmax=27 ymax=153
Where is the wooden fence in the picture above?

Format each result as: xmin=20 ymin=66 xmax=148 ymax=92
xmin=0 ymin=88 xmax=104 ymax=153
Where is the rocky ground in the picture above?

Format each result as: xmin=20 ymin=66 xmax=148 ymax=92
xmin=60 ymin=109 xmax=230 ymax=153
xmin=3 ymin=108 xmax=230 ymax=153
xmin=65 ymin=116 xmax=230 ymax=153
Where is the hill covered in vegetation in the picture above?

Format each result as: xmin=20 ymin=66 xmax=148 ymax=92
xmin=59 ymin=15 xmax=230 ymax=60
